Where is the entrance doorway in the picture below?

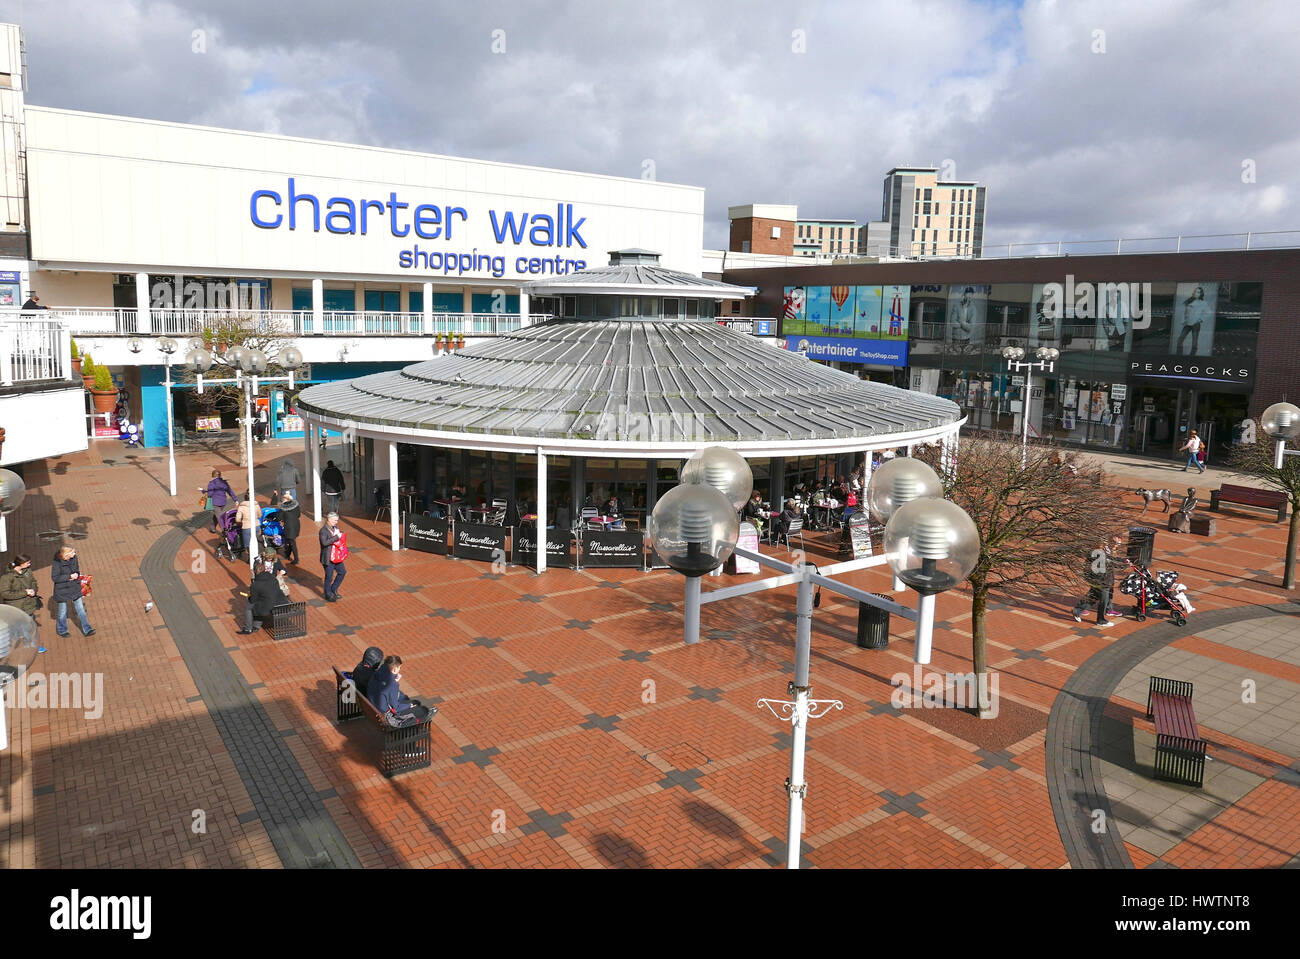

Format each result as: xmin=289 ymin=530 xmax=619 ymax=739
xmin=1128 ymin=386 xmax=1178 ymax=455
xmin=1196 ymin=392 xmax=1250 ymax=465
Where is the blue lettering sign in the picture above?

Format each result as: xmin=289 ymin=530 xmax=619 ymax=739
xmin=784 ymin=335 xmax=908 ymax=367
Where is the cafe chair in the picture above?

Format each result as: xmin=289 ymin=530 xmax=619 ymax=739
xmin=374 ymin=486 xmax=391 ymax=523
xmin=580 ymin=506 xmax=599 ymax=524
xmin=489 ymin=506 xmax=507 ymax=526
xmin=772 ymin=516 xmax=805 ymax=552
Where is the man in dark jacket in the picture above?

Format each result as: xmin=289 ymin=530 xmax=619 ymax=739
xmin=278 ymin=491 xmax=301 ymax=564
xmin=321 ymin=460 xmax=345 ymax=514
xmin=1072 ymin=535 xmax=1121 ymax=627
xmin=368 ymin=655 xmax=435 ymax=724
xmin=51 ymin=545 xmax=94 ymax=637
xmin=237 ymin=560 xmax=282 ymax=634
xmin=350 ymin=646 xmax=384 ymax=701
xmin=319 ymin=512 xmax=346 ymax=602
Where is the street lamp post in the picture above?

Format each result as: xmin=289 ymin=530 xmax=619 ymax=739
xmin=182 ymin=342 xmax=303 ymax=570
xmin=1002 ymin=346 xmax=1059 ymax=466
xmin=1260 ymin=401 xmax=1300 ymax=589
xmin=654 ymin=445 xmax=978 ymax=868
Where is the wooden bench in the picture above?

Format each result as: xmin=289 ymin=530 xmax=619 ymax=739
xmin=1146 ymin=677 xmax=1207 ymax=788
xmin=332 ymin=666 xmax=432 ymax=777
xmin=266 ymin=601 xmax=306 ymax=641
xmin=1210 ymin=484 xmax=1287 ymax=522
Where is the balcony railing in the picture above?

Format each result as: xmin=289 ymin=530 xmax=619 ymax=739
xmin=44 ymin=308 xmax=553 ymax=337
xmin=0 ymin=320 xmax=71 ymax=385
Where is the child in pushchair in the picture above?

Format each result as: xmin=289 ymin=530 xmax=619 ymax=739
xmin=259 ymin=507 xmax=285 ymax=552
xmin=216 ymin=507 xmax=242 ymax=560
xmin=1119 ymin=560 xmax=1192 ymax=626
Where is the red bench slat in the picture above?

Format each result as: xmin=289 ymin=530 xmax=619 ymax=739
xmin=1150 ymin=692 xmax=1199 ymax=740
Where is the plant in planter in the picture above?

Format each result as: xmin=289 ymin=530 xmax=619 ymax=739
xmin=70 ymin=337 xmax=82 ymax=377
xmin=90 ymin=364 xmax=118 ymax=415
xmin=435 ymin=333 xmax=446 ymax=353
xmin=455 ymin=333 xmax=466 ymax=350
xmin=80 ymin=354 xmax=96 ymax=391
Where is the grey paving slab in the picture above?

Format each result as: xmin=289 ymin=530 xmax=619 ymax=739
xmin=145 ymin=518 xmax=362 ymax=870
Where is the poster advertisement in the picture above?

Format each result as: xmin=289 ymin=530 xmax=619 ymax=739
xmin=879 ymin=285 xmax=909 ymax=339
xmin=803 ymin=286 xmax=831 ymax=333
xmin=1095 ymin=284 xmax=1135 ymax=352
xmin=782 ymin=285 xmax=807 ymax=324
xmin=733 ymin=522 xmax=760 ymax=573
xmin=945 ymin=284 xmax=989 ymax=346
xmin=1029 ymin=284 xmax=1061 ymax=347
xmin=1171 ymin=282 xmax=1219 ymax=356
xmin=1087 ymin=390 xmax=1109 ymax=421
xmin=196 ymin=416 xmax=222 ymax=432
xmin=828 ymin=285 xmax=856 ymax=335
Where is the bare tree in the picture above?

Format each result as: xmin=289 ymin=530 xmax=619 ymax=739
xmin=916 ymin=433 xmax=1129 ymax=716
xmin=174 ymin=313 xmax=298 ymax=471
xmin=1225 ymin=437 xmax=1300 ymax=589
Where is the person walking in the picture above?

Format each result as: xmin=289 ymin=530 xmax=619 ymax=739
xmin=276 ymin=458 xmax=302 ymax=503
xmin=50 ymin=545 xmax=94 ymax=637
xmin=321 ymin=460 xmax=345 ymax=515
xmin=0 ymin=554 xmax=41 ymax=626
xmin=1072 ymin=536 xmax=1121 ymax=628
xmin=1179 ymin=430 xmax=1206 ymax=474
xmin=319 ymin=511 xmax=347 ymax=602
xmin=255 ymin=404 xmax=270 ymax=443
xmin=278 ymin=491 xmax=301 ymax=564
xmin=234 ymin=492 xmax=262 ymax=556
xmin=200 ymin=469 xmax=236 ymax=532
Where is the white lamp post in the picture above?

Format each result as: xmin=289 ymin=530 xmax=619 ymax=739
xmin=866 ymin=456 xmax=944 ymax=592
xmin=1260 ymin=401 xmax=1300 ymax=589
xmin=1002 ymin=345 xmax=1059 ymax=466
xmin=0 ymin=468 xmax=26 ymax=553
xmin=182 ymin=343 xmax=303 ymax=570
xmin=157 ymin=336 xmax=178 ymax=495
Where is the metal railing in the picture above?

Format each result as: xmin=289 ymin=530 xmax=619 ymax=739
xmin=0 ymin=319 xmax=70 ymax=385
xmin=898 ymin=229 xmax=1300 ymax=262
xmin=45 ymin=308 xmax=552 ymax=337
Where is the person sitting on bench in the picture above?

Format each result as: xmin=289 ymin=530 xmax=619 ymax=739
xmin=237 ymin=559 xmax=282 ymax=634
xmin=368 ymin=655 xmax=437 ymax=724
xmin=350 ymin=646 xmax=384 ymax=700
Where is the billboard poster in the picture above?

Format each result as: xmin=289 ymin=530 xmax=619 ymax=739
xmin=782 ymin=286 xmax=807 ymax=325
xmin=732 ymin=522 xmax=760 ymax=574
xmin=828 ymin=285 xmax=856 ymax=335
xmin=1171 ymin=282 xmax=1220 ymax=357
xmin=1095 ymin=283 xmax=1135 ymax=353
xmin=512 ymin=527 xmax=572 ymax=569
xmin=848 ymin=285 xmax=878 ymax=336
xmin=1029 ymin=284 xmax=1062 ymax=348
xmin=405 ymin=514 xmax=448 ymax=555
xmin=804 ymin=286 xmax=831 ymax=334
xmin=946 ymin=284 xmax=989 ymax=346
xmin=196 ymin=416 xmax=222 ymax=432
xmin=452 ymin=522 xmax=507 ymax=563
xmin=880 ymin=285 xmax=909 ymax=339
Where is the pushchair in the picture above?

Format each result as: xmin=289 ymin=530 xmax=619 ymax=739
xmin=215 ymin=507 xmax=242 ymax=560
xmin=1119 ymin=560 xmax=1188 ymax=626
xmin=259 ymin=507 xmax=285 ymax=551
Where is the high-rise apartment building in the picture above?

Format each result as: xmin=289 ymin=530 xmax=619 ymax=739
xmin=795 ymin=218 xmax=856 ymax=256
xmin=881 ymin=167 xmax=985 ymax=258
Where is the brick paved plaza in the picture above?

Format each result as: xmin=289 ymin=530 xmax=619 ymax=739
xmin=1 ymin=438 xmax=1297 ymax=869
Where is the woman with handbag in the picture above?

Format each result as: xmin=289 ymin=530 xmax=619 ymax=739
xmin=0 ymin=553 xmax=42 ymax=626
xmin=51 ymin=545 xmax=95 ymax=638
xmin=318 ymin=512 xmax=348 ymax=603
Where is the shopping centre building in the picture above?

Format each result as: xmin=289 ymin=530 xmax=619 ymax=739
xmin=722 ymin=250 xmax=1300 ymax=464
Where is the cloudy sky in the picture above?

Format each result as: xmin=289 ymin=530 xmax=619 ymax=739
xmin=2 ymin=0 xmax=1296 ymax=251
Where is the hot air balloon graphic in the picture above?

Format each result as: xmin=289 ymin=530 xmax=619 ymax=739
xmin=831 ymin=285 xmax=850 ymax=309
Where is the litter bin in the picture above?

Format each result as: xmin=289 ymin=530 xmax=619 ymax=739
xmin=856 ymin=594 xmax=892 ymax=649
xmin=1128 ymin=525 xmax=1157 ymax=567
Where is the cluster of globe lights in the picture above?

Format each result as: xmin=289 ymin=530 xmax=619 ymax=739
xmin=1002 ymin=345 xmax=1060 ymax=363
xmin=648 ymin=446 xmax=979 ymax=593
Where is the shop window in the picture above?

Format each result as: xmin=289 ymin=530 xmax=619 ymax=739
xmin=433 ymin=292 xmax=463 ymax=313
xmin=471 ymin=292 xmax=521 ymax=314
xmin=364 ymin=290 xmax=399 ymax=312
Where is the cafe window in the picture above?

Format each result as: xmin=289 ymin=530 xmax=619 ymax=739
xmin=663 ymin=298 xmax=679 ymax=318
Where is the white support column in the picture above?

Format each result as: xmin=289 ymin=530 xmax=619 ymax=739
xmin=389 ymin=440 xmax=400 ymax=551
xmin=303 ymin=420 xmax=313 ymax=509
xmin=135 ymin=271 xmax=152 ymax=334
xmin=0 ymin=676 xmax=6 ymax=752
xmin=462 ymin=287 xmax=473 ymax=335
xmin=536 ymin=448 xmax=548 ymax=573
xmin=422 ymin=281 xmax=433 ymax=335
xmin=914 ymin=592 xmax=937 ymax=664
xmin=684 ymin=577 xmax=702 ymax=645
xmin=312 ymin=278 xmax=324 ymax=335
xmin=519 ymin=289 xmax=530 ymax=329
xmin=310 ymin=423 xmax=323 ymax=522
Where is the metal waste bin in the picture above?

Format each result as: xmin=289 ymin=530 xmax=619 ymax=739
xmin=856 ymin=594 xmax=891 ymax=649
xmin=1128 ymin=525 xmax=1157 ymax=567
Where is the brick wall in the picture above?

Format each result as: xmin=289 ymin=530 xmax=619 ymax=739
xmin=728 ymin=217 xmax=794 ymax=256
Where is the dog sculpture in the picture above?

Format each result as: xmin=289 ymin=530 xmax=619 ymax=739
xmin=1135 ymin=488 xmax=1172 ymax=514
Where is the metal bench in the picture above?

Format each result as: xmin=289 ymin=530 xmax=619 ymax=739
xmin=332 ymin=666 xmax=433 ymax=777
xmin=266 ymin=601 xmax=306 ymax=641
xmin=1210 ymin=483 xmax=1287 ymax=522
xmin=1146 ymin=676 xmax=1207 ymax=788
